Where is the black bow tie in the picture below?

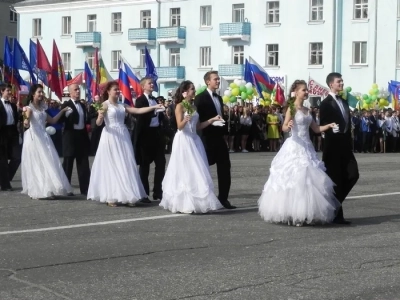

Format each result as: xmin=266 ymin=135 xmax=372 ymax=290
xmin=74 ymin=100 xmax=80 ymax=104
xmin=212 ymin=93 xmax=219 ymax=97
xmin=4 ymin=100 xmax=10 ymax=104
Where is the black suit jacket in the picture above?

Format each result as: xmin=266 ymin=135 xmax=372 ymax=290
xmin=194 ymin=90 xmax=224 ymax=138
xmin=0 ymin=101 xmax=19 ymax=129
xmin=320 ymin=94 xmax=352 ymax=155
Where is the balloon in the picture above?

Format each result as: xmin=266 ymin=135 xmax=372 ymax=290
xmin=379 ymin=98 xmax=386 ymax=106
xmin=224 ymin=90 xmax=232 ymax=97
xmin=239 ymin=80 xmax=246 ymax=87
xmin=362 ymin=94 xmax=369 ymax=100
xmin=365 ymin=98 xmax=371 ymax=104
xmin=231 ymin=88 xmax=239 ymax=96
xmin=234 ymin=79 xmax=241 ymax=86
xmin=265 ymin=100 xmax=271 ymax=106
xmin=46 ymin=126 xmax=56 ymax=135
xmin=229 ymin=96 xmax=237 ymax=103
xmin=222 ymin=95 xmax=230 ymax=104
xmin=373 ymin=88 xmax=379 ymax=95
xmin=372 ymin=83 xmax=378 ymax=89
xmin=370 ymin=95 xmax=377 ymax=101
xmin=230 ymin=83 xmax=238 ymax=89
xmin=345 ymin=87 xmax=352 ymax=93
xmin=239 ymin=85 xmax=246 ymax=93
xmin=240 ymin=92 xmax=247 ymax=99
xmin=246 ymin=88 xmax=254 ymax=95
xmin=362 ymin=103 xmax=369 ymax=109
xmin=245 ymin=82 xmax=253 ymax=89
xmin=247 ymin=94 xmax=253 ymax=100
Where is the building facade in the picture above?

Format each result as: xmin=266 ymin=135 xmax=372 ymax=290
xmin=0 ymin=0 xmax=19 ymax=65
xmin=13 ymin=0 xmax=400 ymax=97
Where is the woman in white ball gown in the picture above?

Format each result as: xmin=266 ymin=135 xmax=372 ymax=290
xmin=87 ymin=81 xmax=163 ymax=207
xmin=258 ymin=80 xmax=341 ymax=226
xmin=160 ymin=80 xmax=223 ymax=214
xmin=21 ymin=84 xmax=72 ymax=199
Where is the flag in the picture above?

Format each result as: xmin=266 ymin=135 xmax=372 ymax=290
xmin=98 ymin=53 xmax=113 ymax=84
xmin=120 ymin=55 xmax=142 ymax=98
xmin=144 ymin=47 xmax=158 ymax=92
xmin=271 ymin=83 xmax=285 ymax=105
xmin=4 ymin=68 xmax=24 ymax=90
xmin=244 ymin=57 xmax=275 ymax=100
xmin=118 ymin=59 xmax=133 ymax=106
xmin=308 ymin=77 xmax=330 ymax=99
xmin=3 ymin=36 xmax=13 ymax=68
xmin=29 ymin=40 xmax=48 ymax=85
xmin=84 ymin=61 xmax=93 ymax=102
xmin=65 ymin=71 xmax=72 ymax=81
xmin=91 ymin=48 xmax=100 ymax=97
xmin=389 ymin=81 xmax=400 ymax=110
xmin=36 ymin=39 xmax=51 ymax=73
xmin=67 ymin=72 xmax=83 ymax=86
xmin=50 ymin=39 xmax=67 ymax=100
xmin=12 ymin=39 xmax=37 ymax=84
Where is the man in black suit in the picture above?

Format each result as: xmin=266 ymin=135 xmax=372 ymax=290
xmin=195 ymin=71 xmax=236 ymax=209
xmin=134 ymin=77 xmax=165 ymax=202
xmin=320 ymin=73 xmax=359 ymax=224
xmin=60 ymin=84 xmax=91 ymax=195
xmin=0 ymin=84 xmax=21 ymax=191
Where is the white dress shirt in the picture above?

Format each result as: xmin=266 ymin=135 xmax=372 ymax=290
xmin=1 ymin=98 xmax=14 ymax=125
xmin=329 ymin=92 xmax=348 ymax=132
xmin=66 ymin=99 xmax=85 ymax=130
xmin=144 ymin=93 xmax=159 ymax=127
xmin=207 ymin=88 xmax=222 ymax=116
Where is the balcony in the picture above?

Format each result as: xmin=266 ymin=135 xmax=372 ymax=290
xmin=219 ymin=22 xmax=251 ymax=41
xmin=157 ymin=66 xmax=185 ymax=83
xmin=75 ymin=32 xmax=101 ymax=48
xmin=157 ymin=26 xmax=186 ymax=44
xmin=128 ymin=28 xmax=156 ymax=45
xmin=218 ymin=64 xmax=244 ymax=79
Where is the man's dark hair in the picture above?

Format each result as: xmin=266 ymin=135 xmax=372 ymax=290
xmin=203 ymin=71 xmax=219 ymax=83
xmin=0 ymin=83 xmax=12 ymax=93
xmin=326 ymin=72 xmax=342 ymax=88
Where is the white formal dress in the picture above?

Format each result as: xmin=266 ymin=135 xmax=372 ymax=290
xmin=258 ymin=109 xmax=340 ymax=224
xmin=160 ymin=112 xmax=223 ymax=213
xmin=21 ymin=104 xmax=72 ymax=198
xmin=87 ymin=101 xmax=146 ymax=204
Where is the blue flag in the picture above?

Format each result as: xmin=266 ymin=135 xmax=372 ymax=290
xmin=84 ymin=61 xmax=93 ymax=103
xmin=144 ymin=47 xmax=158 ymax=92
xmin=3 ymin=36 xmax=13 ymax=68
xmin=13 ymin=39 xmax=36 ymax=84
xmin=29 ymin=40 xmax=48 ymax=85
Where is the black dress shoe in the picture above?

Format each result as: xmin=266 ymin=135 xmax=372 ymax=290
xmin=333 ymin=218 xmax=352 ymax=225
xmin=67 ymin=192 xmax=75 ymax=196
xmin=140 ymin=197 xmax=152 ymax=203
xmin=221 ymin=201 xmax=237 ymax=209
xmin=1 ymin=187 xmax=13 ymax=191
xmin=153 ymin=193 xmax=162 ymax=200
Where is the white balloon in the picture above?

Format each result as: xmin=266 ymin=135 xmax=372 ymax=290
xmin=224 ymin=90 xmax=232 ymax=97
xmin=234 ymin=79 xmax=241 ymax=86
xmin=46 ymin=126 xmax=56 ymax=135
xmin=240 ymin=80 xmax=246 ymax=87
xmin=245 ymin=82 xmax=253 ymax=89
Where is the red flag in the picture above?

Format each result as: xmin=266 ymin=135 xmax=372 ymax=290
xmin=91 ymin=48 xmax=100 ymax=97
xmin=67 ymin=72 xmax=83 ymax=86
xmin=276 ymin=84 xmax=285 ymax=105
xmin=4 ymin=69 xmax=21 ymax=91
xmin=50 ymin=40 xmax=67 ymax=100
xmin=36 ymin=39 xmax=51 ymax=73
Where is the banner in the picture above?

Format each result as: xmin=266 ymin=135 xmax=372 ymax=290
xmin=308 ymin=77 xmax=330 ymax=99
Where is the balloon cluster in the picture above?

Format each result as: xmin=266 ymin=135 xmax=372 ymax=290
xmin=355 ymin=84 xmax=390 ymax=109
xmin=221 ymin=79 xmax=255 ymax=104
xmin=195 ymin=85 xmax=207 ymax=95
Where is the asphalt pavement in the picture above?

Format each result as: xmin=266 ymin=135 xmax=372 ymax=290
xmin=0 ymin=152 xmax=399 ymax=300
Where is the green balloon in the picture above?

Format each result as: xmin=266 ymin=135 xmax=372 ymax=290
xmin=370 ymin=95 xmax=377 ymax=101
xmin=241 ymin=92 xmax=247 ymax=99
xmin=365 ymin=98 xmax=371 ymax=104
xmin=373 ymin=88 xmax=379 ymax=95
xmin=239 ymin=86 xmax=246 ymax=93
xmin=229 ymin=96 xmax=237 ymax=103
xmin=362 ymin=94 xmax=369 ymax=100
xmin=247 ymin=88 xmax=254 ymax=95
xmin=346 ymin=87 xmax=352 ymax=93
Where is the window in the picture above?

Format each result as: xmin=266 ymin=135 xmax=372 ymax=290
xmin=354 ymin=0 xmax=368 ymax=19
xmin=232 ymin=4 xmax=245 ymax=22
xmin=232 ymin=46 xmax=244 ymax=65
xmin=200 ymin=6 xmax=212 ymax=27
xmin=200 ymin=47 xmax=211 ymax=67
xmin=353 ymin=41 xmax=367 ymax=64
xmin=111 ymin=50 xmax=121 ymax=71
xmin=141 ymin=10 xmax=151 ymax=28
xmin=32 ymin=18 xmax=41 ymax=37
xmin=266 ymin=1 xmax=280 ymax=24
xmin=10 ymin=10 xmax=17 ymax=22
xmin=170 ymin=8 xmax=181 ymax=27
xmin=62 ymin=16 xmax=71 ymax=35
xmin=87 ymin=15 xmax=97 ymax=32
xmin=169 ymin=48 xmax=180 ymax=67
xmin=310 ymin=0 xmax=323 ymax=21
xmin=309 ymin=96 xmax=322 ymax=107
xmin=309 ymin=42 xmax=323 ymax=65
xmin=140 ymin=49 xmax=146 ymax=68
xmin=87 ymin=52 xmax=95 ymax=69
xmin=266 ymin=44 xmax=279 ymax=66
xmin=62 ymin=53 xmax=71 ymax=71
xmin=111 ymin=13 xmax=122 ymax=33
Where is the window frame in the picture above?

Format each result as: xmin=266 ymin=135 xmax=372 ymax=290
xmin=309 ymin=42 xmax=323 ymax=65
xmin=200 ymin=47 xmax=212 ymax=67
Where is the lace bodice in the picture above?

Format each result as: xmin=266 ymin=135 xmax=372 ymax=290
xmin=104 ymin=101 xmax=126 ymax=128
xmin=28 ymin=103 xmax=47 ymax=131
xmin=291 ymin=109 xmax=312 ymax=142
xmin=180 ymin=111 xmax=199 ymax=134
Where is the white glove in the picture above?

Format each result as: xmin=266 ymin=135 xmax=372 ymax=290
xmin=332 ymin=124 xmax=339 ymax=134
